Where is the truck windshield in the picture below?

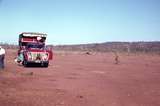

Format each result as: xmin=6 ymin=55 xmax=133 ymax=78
xmin=27 ymin=43 xmax=44 ymax=49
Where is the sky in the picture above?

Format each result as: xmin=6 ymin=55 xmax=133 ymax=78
xmin=0 ymin=0 xmax=160 ymax=45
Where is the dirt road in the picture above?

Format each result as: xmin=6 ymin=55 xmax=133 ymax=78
xmin=0 ymin=50 xmax=160 ymax=106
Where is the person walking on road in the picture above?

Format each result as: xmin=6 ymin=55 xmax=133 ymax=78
xmin=0 ymin=46 xmax=5 ymax=69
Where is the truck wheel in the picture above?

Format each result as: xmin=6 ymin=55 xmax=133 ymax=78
xmin=23 ymin=60 xmax=28 ymax=67
xmin=43 ymin=63 xmax=49 ymax=67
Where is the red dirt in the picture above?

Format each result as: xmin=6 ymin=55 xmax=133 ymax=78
xmin=0 ymin=50 xmax=160 ymax=106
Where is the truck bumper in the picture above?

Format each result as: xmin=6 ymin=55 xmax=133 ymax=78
xmin=27 ymin=61 xmax=49 ymax=64
xmin=23 ymin=61 xmax=49 ymax=67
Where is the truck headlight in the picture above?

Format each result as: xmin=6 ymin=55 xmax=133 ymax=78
xmin=27 ymin=52 xmax=32 ymax=60
xmin=43 ymin=53 xmax=48 ymax=60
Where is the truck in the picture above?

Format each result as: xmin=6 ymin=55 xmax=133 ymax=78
xmin=17 ymin=32 xmax=53 ymax=67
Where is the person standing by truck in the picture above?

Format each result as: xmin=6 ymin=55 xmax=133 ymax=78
xmin=0 ymin=46 xmax=5 ymax=69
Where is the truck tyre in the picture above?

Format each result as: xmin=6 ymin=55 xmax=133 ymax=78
xmin=23 ymin=60 xmax=28 ymax=67
xmin=43 ymin=62 xmax=49 ymax=67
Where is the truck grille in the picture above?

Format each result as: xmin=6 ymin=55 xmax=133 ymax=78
xmin=27 ymin=52 xmax=49 ymax=61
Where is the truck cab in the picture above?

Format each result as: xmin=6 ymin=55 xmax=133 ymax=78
xmin=17 ymin=32 xmax=53 ymax=67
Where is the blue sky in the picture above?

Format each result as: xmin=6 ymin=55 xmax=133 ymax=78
xmin=0 ymin=0 xmax=160 ymax=45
